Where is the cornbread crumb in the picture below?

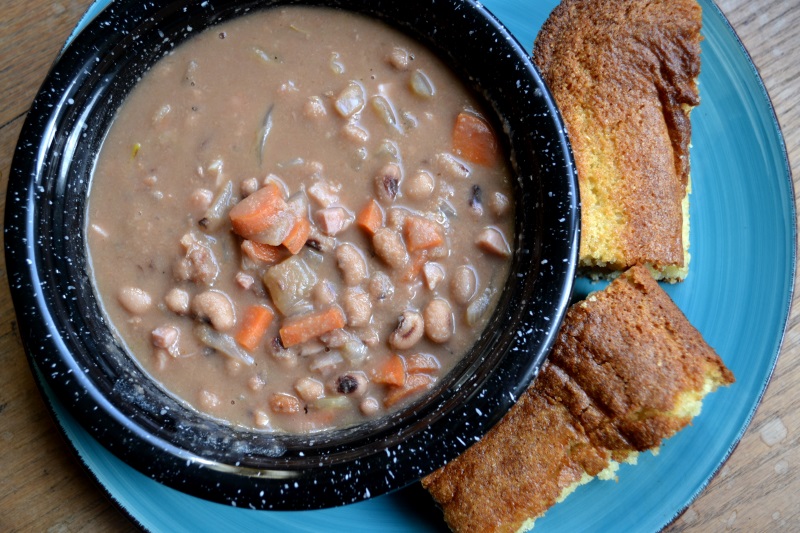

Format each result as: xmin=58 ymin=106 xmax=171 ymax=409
xmin=533 ymin=0 xmax=702 ymax=281
xmin=422 ymin=266 xmax=733 ymax=532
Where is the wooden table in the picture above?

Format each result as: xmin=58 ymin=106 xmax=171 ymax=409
xmin=1 ymin=1 xmax=797 ymax=531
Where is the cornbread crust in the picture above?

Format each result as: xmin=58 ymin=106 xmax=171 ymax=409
xmin=532 ymin=0 xmax=702 ymax=281
xmin=421 ymin=266 xmax=734 ymax=533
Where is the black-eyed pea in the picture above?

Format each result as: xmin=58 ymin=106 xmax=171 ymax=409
xmin=342 ymin=288 xmax=372 ymax=327
xmin=374 ymin=163 xmax=402 ymax=203
xmin=359 ymin=396 xmax=380 ymax=416
xmin=373 ymin=228 xmax=408 ymax=270
xmin=294 ymin=377 xmax=325 ymax=402
xmin=433 ymin=152 xmax=470 ymax=180
xmin=387 ymin=47 xmax=412 ymax=71
xmin=450 ymin=265 xmax=477 ymax=305
xmin=268 ymin=337 xmax=299 ymax=369
xmin=357 ymin=326 xmax=380 ymax=347
xmin=191 ymin=290 xmax=235 ymax=331
xmin=423 ymin=298 xmax=454 ymax=343
xmin=336 ymin=372 xmax=369 ymax=396
xmin=388 ymin=310 xmax=424 ymax=350
xmin=164 ymin=288 xmax=190 ymax=315
xmin=335 ymin=243 xmax=368 ymax=286
xmin=368 ymin=271 xmax=395 ymax=303
xmin=405 ymin=170 xmax=434 ymax=200
xmin=118 ymin=286 xmax=152 ymax=315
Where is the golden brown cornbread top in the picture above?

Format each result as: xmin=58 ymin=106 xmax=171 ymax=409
xmin=422 ymin=266 xmax=733 ymax=533
xmin=533 ymin=0 xmax=702 ymax=273
xmin=546 ymin=265 xmax=734 ymax=455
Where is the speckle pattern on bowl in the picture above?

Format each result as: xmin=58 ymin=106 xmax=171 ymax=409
xmin=4 ymin=0 xmax=578 ymax=510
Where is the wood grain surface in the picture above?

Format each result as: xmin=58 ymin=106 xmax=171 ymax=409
xmin=0 ymin=0 xmax=797 ymax=531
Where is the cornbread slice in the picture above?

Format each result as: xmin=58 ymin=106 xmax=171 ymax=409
xmin=421 ymin=266 xmax=734 ymax=533
xmin=532 ymin=0 xmax=703 ymax=281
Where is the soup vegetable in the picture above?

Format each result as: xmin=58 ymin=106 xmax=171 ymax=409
xmin=87 ymin=6 xmax=514 ymax=433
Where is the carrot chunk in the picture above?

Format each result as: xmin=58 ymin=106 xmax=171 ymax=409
xmin=403 ymin=215 xmax=443 ymax=253
xmin=235 ymin=305 xmax=275 ymax=351
xmin=384 ymin=373 xmax=435 ymax=407
xmin=282 ymin=216 xmax=311 ymax=254
xmin=405 ymin=352 xmax=441 ymax=374
xmin=279 ymin=307 xmax=346 ymax=347
xmin=452 ymin=112 xmax=500 ymax=166
xmin=372 ymin=354 xmax=406 ymax=387
xmin=400 ymin=250 xmax=428 ymax=282
xmin=229 ymin=182 xmax=290 ymax=240
xmin=356 ymin=198 xmax=384 ymax=235
xmin=241 ymin=239 xmax=286 ymax=265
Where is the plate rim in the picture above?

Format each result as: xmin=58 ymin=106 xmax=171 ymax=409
xmin=21 ymin=0 xmax=799 ymax=530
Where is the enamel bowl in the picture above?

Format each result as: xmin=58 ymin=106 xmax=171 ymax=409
xmin=4 ymin=0 xmax=578 ymax=510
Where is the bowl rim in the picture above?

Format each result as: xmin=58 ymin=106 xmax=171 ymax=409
xmin=4 ymin=0 xmax=579 ymax=510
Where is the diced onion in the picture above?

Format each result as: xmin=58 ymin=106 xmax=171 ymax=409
xmin=253 ymin=47 xmax=278 ymax=64
xmin=312 ymin=396 xmax=350 ymax=410
xmin=410 ymin=69 xmax=435 ymax=98
xmin=334 ymin=82 xmax=365 ymax=118
xmin=200 ymin=180 xmax=233 ymax=231
xmin=330 ymin=52 xmax=345 ymax=74
xmin=309 ymin=351 xmax=344 ymax=373
xmin=370 ymin=95 xmax=400 ymax=131
xmin=195 ymin=323 xmax=255 ymax=366
xmin=341 ymin=339 xmax=367 ymax=364
xmin=263 ymin=256 xmax=318 ymax=315
xmin=465 ymin=289 xmax=492 ymax=327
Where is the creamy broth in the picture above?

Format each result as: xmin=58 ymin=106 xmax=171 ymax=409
xmin=88 ymin=6 xmax=514 ymax=433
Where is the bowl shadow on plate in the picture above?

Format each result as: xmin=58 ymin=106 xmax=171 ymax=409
xmin=387 ymin=484 xmax=450 ymax=532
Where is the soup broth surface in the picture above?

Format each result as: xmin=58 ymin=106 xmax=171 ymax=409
xmin=88 ymin=6 xmax=514 ymax=433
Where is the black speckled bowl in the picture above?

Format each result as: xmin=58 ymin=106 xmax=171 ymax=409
xmin=4 ymin=0 xmax=578 ymax=510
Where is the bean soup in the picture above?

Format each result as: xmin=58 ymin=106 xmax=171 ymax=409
xmin=87 ymin=6 xmax=515 ymax=433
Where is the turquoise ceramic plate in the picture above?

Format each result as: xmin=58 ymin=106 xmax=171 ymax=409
xmin=43 ymin=0 xmax=793 ymax=531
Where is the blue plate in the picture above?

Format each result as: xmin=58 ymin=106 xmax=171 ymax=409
xmin=43 ymin=0 xmax=794 ymax=531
